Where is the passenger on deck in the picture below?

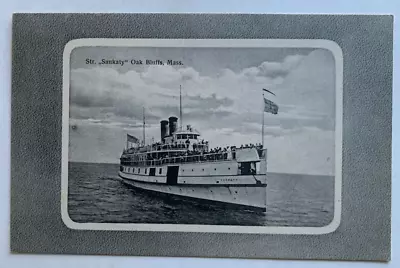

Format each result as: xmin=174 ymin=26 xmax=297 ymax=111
xmin=185 ymin=138 xmax=190 ymax=148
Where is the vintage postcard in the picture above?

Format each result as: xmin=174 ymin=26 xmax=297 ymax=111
xmin=11 ymin=13 xmax=392 ymax=261
xmin=62 ymin=39 xmax=343 ymax=234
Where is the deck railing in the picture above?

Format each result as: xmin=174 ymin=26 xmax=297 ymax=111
xmin=121 ymin=149 xmax=266 ymax=167
xmin=124 ymin=143 xmax=209 ymax=155
xmin=121 ymin=152 xmax=231 ymax=167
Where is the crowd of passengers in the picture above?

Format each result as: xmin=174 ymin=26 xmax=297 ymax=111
xmin=147 ymin=139 xmax=208 ymax=151
xmin=128 ymin=139 xmax=262 ymax=152
xmin=122 ymin=143 xmax=264 ymax=166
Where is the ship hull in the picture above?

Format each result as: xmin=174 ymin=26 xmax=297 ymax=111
xmin=118 ymin=171 xmax=267 ymax=212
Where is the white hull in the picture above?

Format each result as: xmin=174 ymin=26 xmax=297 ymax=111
xmin=118 ymin=171 xmax=267 ymax=211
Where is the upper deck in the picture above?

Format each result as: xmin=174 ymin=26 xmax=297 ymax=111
xmin=121 ymin=146 xmax=266 ymax=167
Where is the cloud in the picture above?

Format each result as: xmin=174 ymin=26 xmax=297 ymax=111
xmin=257 ymin=54 xmax=305 ymax=77
xmin=69 ymin=48 xmax=335 ymax=133
xmin=69 ymin=52 xmax=311 ymax=127
xmin=275 ymin=49 xmax=336 ymax=117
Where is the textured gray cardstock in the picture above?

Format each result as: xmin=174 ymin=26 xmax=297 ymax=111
xmin=10 ymin=13 xmax=392 ymax=261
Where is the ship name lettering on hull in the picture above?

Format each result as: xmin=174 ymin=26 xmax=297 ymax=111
xmin=221 ymin=178 xmax=238 ymax=182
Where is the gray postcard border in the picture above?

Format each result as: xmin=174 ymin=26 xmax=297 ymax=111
xmin=11 ymin=13 xmax=392 ymax=261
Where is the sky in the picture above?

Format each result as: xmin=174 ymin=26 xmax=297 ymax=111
xmin=68 ymin=46 xmax=337 ymax=176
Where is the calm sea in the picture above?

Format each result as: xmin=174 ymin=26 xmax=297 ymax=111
xmin=68 ymin=162 xmax=334 ymax=227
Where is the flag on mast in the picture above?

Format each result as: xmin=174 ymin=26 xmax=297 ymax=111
xmin=262 ymin=88 xmax=279 ymax=115
xmin=261 ymin=88 xmax=278 ymax=148
xmin=127 ymin=134 xmax=139 ymax=143
xmin=126 ymin=133 xmax=139 ymax=149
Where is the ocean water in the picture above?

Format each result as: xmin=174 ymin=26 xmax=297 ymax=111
xmin=68 ymin=162 xmax=334 ymax=227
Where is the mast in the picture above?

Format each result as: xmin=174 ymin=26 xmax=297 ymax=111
xmin=180 ymin=85 xmax=183 ymax=130
xmin=262 ymin=91 xmax=265 ymax=148
xmin=143 ymin=107 xmax=145 ymax=146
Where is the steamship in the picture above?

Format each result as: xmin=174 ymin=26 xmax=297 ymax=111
xmin=118 ymin=92 xmax=270 ymax=212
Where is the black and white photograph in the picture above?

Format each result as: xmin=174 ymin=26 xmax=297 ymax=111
xmin=62 ymin=39 xmax=342 ymax=233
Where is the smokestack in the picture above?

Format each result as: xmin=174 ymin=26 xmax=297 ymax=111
xmin=169 ymin=116 xmax=178 ymax=135
xmin=160 ymin=120 xmax=169 ymax=140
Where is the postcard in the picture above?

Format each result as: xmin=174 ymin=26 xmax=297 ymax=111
xmin=11 ymin=13 xmax=392 ymax=261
